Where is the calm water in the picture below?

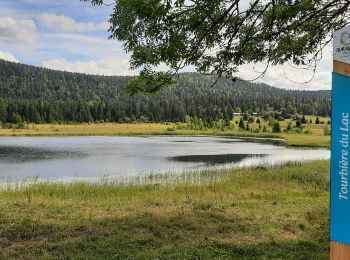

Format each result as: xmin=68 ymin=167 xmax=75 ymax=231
xmin=0 ymin=136 xmax=329 ymax=183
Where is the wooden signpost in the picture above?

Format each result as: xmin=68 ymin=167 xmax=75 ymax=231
xmin=331 ymin=25 xmax=350 ymax=259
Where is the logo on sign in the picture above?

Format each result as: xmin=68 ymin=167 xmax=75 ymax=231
xmin=335 ymin=29 xmax=350 ymax=61
xmin=334 ymin=25 xmax=350 ymax=63
xmin=340 ymin=32 xmax=350 ymax=47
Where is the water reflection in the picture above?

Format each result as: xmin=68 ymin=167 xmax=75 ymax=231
xmin=0 ymin=146 xmax=85 ymax=162
xmin=171 ymin=154 xmax=266 ymax=165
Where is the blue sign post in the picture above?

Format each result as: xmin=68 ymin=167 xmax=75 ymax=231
xmin=331 ymin=25 xmax=350 ymax=258
xmin=331 ymin=73 xmax=350 ymax=242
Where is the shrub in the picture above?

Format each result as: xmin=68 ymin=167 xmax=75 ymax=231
xmin=239 ymin=118 xmax=245 ymax=129
xmin=248 ymin=117 xmax=255 ymax=123
xmin=324 ymin=125 xmax=331 ymax=136
xmin=304 ymin=128 xmax=312 ymax=134
xmin=301 ymin=115 xmax=307 ymax=124
xmin=243 ymin=113 xmax=249 ymax=121
xmin=272 ymin=122 xmax=281 ymax=133
xmin=296 ymin=119 xmax=302 ymax=129
xmin=294 ymin=128 xmax=302 ymax=134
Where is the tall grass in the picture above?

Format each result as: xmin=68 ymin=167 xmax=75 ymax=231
xmin=0 ymin=160 xmax=330 ymax=259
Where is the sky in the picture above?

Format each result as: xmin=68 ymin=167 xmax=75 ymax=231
xmin=0 ymin=0 xmax=333 ymax=90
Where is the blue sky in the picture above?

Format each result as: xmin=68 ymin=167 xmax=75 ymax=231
xmin=0 ymin=0 xmax=132 ymax=75
xmin=0 ymin=0 xmax=332 ymax=90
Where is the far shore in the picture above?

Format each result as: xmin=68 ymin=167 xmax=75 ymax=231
xmin=0 ymin=122 xmax=330 ymax=148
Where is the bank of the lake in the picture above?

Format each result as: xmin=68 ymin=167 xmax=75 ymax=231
xmin=0 ymin=160 xmax=330 ymax=259
xmin=0 ymin=122 xmax=331 ymax=148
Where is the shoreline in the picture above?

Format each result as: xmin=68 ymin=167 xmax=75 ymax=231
xmin=0 ymin=123 xmax=330 ymax=148
xmin=0 ymin=158 xmax=330 ymax=190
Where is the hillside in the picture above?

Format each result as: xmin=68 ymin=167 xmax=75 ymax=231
xmin=0 ymin=59 xmax=331 ymax=124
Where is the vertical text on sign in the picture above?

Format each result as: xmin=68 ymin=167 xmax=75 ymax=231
xmin=338 ymin=112 xmax=349 ymax=200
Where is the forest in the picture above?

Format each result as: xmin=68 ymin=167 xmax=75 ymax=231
xmin=0 ymin=59 xmax=331 ymax=124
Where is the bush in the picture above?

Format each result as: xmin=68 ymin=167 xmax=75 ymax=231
xmin=239 ymin=118 xmax=245 ymax=129
xmin=139 ymin=116 xmax=149 ymax=123
xmin=272 ymin=122 xmax=281 ymax=133
xmin=243 ymin=113 xmax=249 ymax=121
xmin=304 ymin=128 xmax=312 ymax=134
xmin=294 ymin=128 xmax=302 ymax=134
xmin=1 ymin=122 xmax=12 ymax=129
xmin=296 ymin=119 xmax=302 ymax=129
xmin=301 ymin=115 xmax=307 ymax=124
xmin=17 ymin=121 xmax=28 ymax=129
xmin=124 ymin=117 xmax=132 ymax=123
xmin=324 ymin=125 xmax=331 ymax=136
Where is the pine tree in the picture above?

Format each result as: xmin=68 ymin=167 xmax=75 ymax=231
xmin=296 ymin=119 xmax=302 ymax=129
xmin=239 ymin=117 xmax=245 ymax=129
xmin=315 ymin=117 xmax=320 ymax=124
xmin=301 ymin=115 xmax=307 ymax=124
xmin=0 ymin=102 xmax=6 ymax=122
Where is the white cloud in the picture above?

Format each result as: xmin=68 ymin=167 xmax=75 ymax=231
xmin=237 ymin=45 xmax=333 ymax=90
xmin=37 ymin=13 xmax=109 ymax=33
xmin=42 ymin=57 xmax=133 ymax=76
xmin=0 ymin=51 xmax=19 ymax=63
xmin=237 ymin=64 xmax=331 ymax=90
xmin=0 ymin=17 xmax=37 ymax=45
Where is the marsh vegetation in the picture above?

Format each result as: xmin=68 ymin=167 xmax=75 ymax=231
xmin=0 ymin=161 xmax=330 ymax=259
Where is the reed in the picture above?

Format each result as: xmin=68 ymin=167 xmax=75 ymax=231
xmin=0 ymin=161 xmax=330 ymax=259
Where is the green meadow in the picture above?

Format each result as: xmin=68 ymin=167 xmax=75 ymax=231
xmin=0 ymin=161 xmax=330 ymax=259
xmin=0 ymin=115 xmax=331 ymax=148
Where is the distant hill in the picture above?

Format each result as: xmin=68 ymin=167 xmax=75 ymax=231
xmin=0 ymin=59 xmax=331 ymax=124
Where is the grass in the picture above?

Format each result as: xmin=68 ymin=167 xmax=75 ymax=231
xmin=0 ymin=161 xmax=330 ymax=259
xmin=0 ymin=123 xmax=171 ymax=137
xmin=280 ymin=133 xmax=330 ymax=148
xmin=0 ymin=116 xmax=331 ymax=148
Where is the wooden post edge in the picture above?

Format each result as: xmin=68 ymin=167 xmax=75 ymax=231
xmin=331 ymin=241 xmax=350 ymax=260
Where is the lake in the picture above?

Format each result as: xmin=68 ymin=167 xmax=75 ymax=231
xmin=0 ymin=136 xmax=329 ymax=183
